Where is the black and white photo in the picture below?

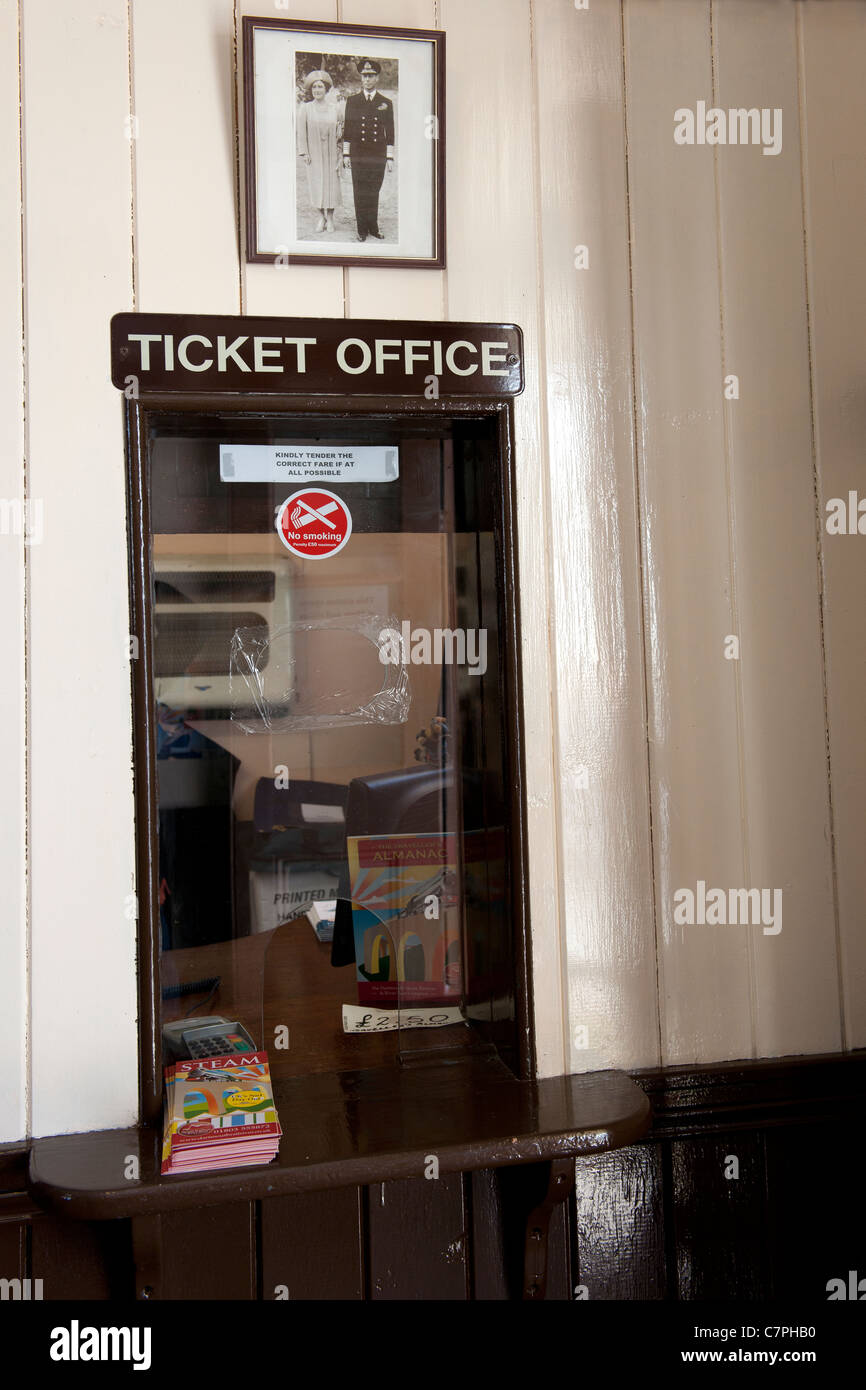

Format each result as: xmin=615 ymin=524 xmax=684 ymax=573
xmin=244 ymin=18 xmax=444 ymax=268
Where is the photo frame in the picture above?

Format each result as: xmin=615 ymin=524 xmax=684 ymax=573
xmin=243 ymin=16 xmax=445 ymax=269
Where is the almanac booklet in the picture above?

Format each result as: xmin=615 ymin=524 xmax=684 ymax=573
xmin=346 ymin=831 xmax=462 ymax=1007
xmin=161 ymin=1051 xmax=281 ymax=1174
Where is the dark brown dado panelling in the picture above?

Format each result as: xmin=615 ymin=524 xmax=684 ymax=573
xmin=2 ymin=1164 xmax=570 ymax=1302
xmin=0 ymin=1144 xmax=133 ymax=1300
xmin=3 ymin=1053 xmax=862 ymax=1300
xmin=135 ymin=1169 xmax=570 ymax=1300
xmin=572 ymin=1052 xmax=866 ymax=1301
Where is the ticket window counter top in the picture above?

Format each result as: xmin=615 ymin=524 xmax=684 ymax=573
xmin=27 ymin=1061 xmax=651 ymax=1220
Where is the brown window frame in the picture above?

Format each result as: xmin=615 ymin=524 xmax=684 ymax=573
xmin=124 ymin=391 xmax=533 ymax=1125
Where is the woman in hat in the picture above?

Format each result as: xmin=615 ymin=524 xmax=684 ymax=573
xmin=296 ymin=69 xmax=342 ymax=232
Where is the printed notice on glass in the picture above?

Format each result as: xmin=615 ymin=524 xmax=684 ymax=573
xmin=220 ymin=444 xmax=399 ymax=484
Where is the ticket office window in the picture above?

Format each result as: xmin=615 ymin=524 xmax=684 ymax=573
xmin=132 ymin=405 xmax=528 ymax=1101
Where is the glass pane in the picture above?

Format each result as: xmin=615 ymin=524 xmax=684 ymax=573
xmin=260 ymin=897 xmax=473 ymax=1082
xmin=150 ymin=414 xmax=516 ymax=1077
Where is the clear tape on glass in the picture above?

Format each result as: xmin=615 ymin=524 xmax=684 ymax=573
xmin=229 ymin=615 xmax=411 ymax=733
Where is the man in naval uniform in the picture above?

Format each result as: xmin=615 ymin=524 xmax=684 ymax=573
xmin=342 ymin=58 xmax=395 ymax=241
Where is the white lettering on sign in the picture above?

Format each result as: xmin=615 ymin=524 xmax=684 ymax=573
xmin=336 ymin=338 xmax=372 ymax=374
xmin=123 ymin=334 xmax=514 ymax=380
xmin=177 ymin=334 xmax=212 ymax=371
xmin=217 ymin=335 xmax=251 ymax=372
xmin=253 ymin=336 xmax=283 ymax=372
xmin=445 ymin=341 xmax=477 ymax=375
xmin=220 ymin=444 xmax=399 ymax=484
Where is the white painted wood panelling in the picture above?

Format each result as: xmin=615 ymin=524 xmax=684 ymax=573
xmin=132 ymin=0 xmax=240 ymax=312
xmin=6 ymin=0 xmax=866 ymax=1140
xmin=0 ymin=0 xmax=28 ymax=1141
xmin=439 ymin=0 xmax=567 ymax=1075
xmin=22 ymin=0 xmax=138 ymax=1134
xmin=532 ymin=0 xmax=659 ymax=1072
xmin=713 ymin=0 xmax=840 ymax=1057
xmin=624 ymin=0 xmax=752 ymax=1064
xmin=799 ymin=0 xmax=866 ymax=1048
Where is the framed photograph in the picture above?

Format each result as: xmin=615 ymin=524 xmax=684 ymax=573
xmin=243 ymin=16 xmax=445 ymax=269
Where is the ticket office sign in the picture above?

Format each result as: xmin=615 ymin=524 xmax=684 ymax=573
xmin=110 ymin=313 xmax=524 ymax=398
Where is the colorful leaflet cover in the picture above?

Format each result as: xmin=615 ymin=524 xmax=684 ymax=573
xmin=161 ymin=1051 xmax=281 ymax=1175
xmin=347 ymin=832 xmax=462 ymax=1006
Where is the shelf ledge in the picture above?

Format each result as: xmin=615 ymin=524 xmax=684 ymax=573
xmin=28 ymin=1058 xmax=651 ymax=1221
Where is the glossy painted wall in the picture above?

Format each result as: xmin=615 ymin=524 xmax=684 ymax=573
xmin=1 ymin=0 xmax=863 ymax=1140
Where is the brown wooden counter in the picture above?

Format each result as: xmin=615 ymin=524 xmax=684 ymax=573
xmin=27 ymin=1059 xmax=650 ymax=1222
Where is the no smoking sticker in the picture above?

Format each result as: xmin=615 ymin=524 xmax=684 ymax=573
xmin=275 ymin=487 xmax=352 ymax=559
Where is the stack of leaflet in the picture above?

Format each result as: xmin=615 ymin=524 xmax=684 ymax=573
xmin=161 ymin=1051 xmax=281 ymax=1174
xmin=306 ymin=898 xmax=336 ymax=943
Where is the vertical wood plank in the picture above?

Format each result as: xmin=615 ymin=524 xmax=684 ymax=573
xmin=624 ymin=0 xmax=752 ymax=1065
xmin=533 ymin=0 xmax=659 ymax=1073
xmin=545 ymin=1200 xmax=572 ymax=1301
xmin=713 ymin=0 xmax=840 ymax=1060
xmin=239 ymin=0 xmax=345 ymax=317
xmin=342 ymin=0 xmax=444 ymax=321
xmin=440 ymin=0 xmax=566 ymax=1078
xmin=368 ymin=1174 xmax=468 ymax=1299
xmin=159 ymin=1204 xmax=256 ymax=1299
xmin=799 ymin=0 xmax=866 ymax=1050
xmin=0 ymin=1221 xmax=26 ymax=1285
xmin=23 ymin=0 xmax=139 ymax=1135
xmin=0 ymin=0 xmax=27 ymax=1143
xmin=131 ymin=0 xmax=240 ymax=312
xmin=260 ymin=1189 xmax=364 ymax=1300
xmin=574 ymin=1145 xmax=667 ymax=1300
xmin=31 ymin=1217 xmax=133 ymax=1301
xmin=765 ymin=1120 xmax=864 ymax=1299
xmin=469 ymin=1169 xmax=509 ymax=1299
xmin=130 ymin=1213 xmax=163 ymax=1302
xmin=670 ymin=1132 xmax=770 ymax=1299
